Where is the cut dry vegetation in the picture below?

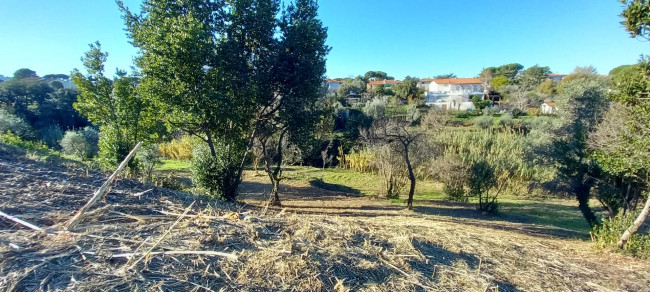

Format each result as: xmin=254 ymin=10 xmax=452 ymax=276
xmin=1 ymin=143 xmax=649 ymax=291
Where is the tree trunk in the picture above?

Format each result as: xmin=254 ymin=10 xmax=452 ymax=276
xmin=618 ymin=193 xmax=650 ymax=248
xmin=404 ymin=145 xmax=416 ymax=210
xmin=204 ymin=127 xmax=216 ymax=157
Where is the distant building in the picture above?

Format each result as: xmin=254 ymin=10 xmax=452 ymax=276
xmin=540 ymin=102 xmax=557 ymax=115
xmin=418 ymin=78 xmax=435 ymax=91
xmin=0 ymin=75 xmax=10 ymax=82
xmin=367 ymin=79 xmax=399 ymax=91
xmin=548 ymin=73 xmax=567 ymax=82
xmin=325 ymin=79 xmax=341 ymax=93
xmin=425 ymin=78 xmax=485 ymax=110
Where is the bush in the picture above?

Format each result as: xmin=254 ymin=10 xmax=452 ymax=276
xmin=406 ymin=105 xmax=422 ymax=123
xmin=364 ymin=97 xmax=387 ymax=119
xmin=474 ymin=116 xmax=494 ymax=130
xmin=159 ymin=136 xmax=195 ymax=160
xmin=527 ymin=108 xmax=540 ymax=116
xmin=60 ymin=127 xmax=98 ymax=159
xmin=498 ymin=113 xmax=514 ymax=128
xmin=191 ymin=141 xmax=243 ymax=200
xmin=97 ymin=126 xmax=134 ymax=170
xmin=138 ymin=143 xmax=162 ymax=182
xmin=0 ymin=108 xmax=34 ymax=140
xmin=432 ymin=155 xmax=469 ymax=202
xmin=468 ymin=160 xmax=499 ymax=214
xmin=593 ymin=212 xmax=650 ymax=258
xmin=39 ymin=126 xmax=64 ymax=149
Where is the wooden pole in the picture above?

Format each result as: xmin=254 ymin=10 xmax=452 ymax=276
xmin=66 ymin=142 xmax=143 ymax=231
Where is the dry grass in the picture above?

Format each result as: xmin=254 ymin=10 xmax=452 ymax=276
xmin=1 ymin=143 xmax=649 ymax=291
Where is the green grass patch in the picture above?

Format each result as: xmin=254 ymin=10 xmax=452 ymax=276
xmin=156 ymin=159 xmax=191 ymax=172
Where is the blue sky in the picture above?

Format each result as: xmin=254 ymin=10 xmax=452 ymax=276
xmin=0 ymin=0 xmax=647 ymax=79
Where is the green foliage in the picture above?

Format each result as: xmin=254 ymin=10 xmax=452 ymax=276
xmin=39 ymin=125 xmax=63 ymax=149
xmin=432 ymin=155 xmax=469 ymax=202
xmin=191 ymin=142 xmax=243 ymax=200
xmin=50 ymin=81 xmax=64 ymax=90
xmin=393 ymin=76 xmax=420 ymax=102
xmin=498 ymin=113 xmax=514 ymax=128
xmin=72 ymin=42 xmax=162 ymax=168
xmin=473 ymin=115 xmax=494 ymax=129
xmin=593 ymin=211 xmax=650 ymax=258
xmin=13 ymin=68 xmax=37 ymax=79
xmin=471 ymin=95 xmax=490 ymax=111
xmin=517 ymin=65 xmax=551 ymax=90
xmin=620 ymin=0 xmax=650 ymax=39
xmin=491 ymin=75 xmax=509 ymax=89
xmin=364 ymin=71 xmax=389 ymax=81
xmin=364 ymin=97 xmax=387 ymax=119
xmin=0 ymin=108 xmax=33 ymax=139
xmin=138 ymin=143 xmax=162 ymax=182
xmin=60 ymin=127 xmax=99 ymax=160
xmin=468 ymin=160 xmax=499 ymax=214
xmin=537 ymin=79 xmax=557 ymax=95
xmin=337 ymin=78 xmax=366 ymax=97
xmin=406 ymin=105 xmax=422 ymax=123
xmin=0 ymin=131 xmax=49 ymax=153
xmin=495 ymin=63 xmax=524 ymax=80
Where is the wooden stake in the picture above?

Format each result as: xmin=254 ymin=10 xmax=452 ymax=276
xmin=66 ymin=142 xmax=143 ymax=231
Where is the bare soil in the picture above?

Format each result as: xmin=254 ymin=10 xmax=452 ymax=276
xmin=1 ymin=143 xmax=649 ymax=291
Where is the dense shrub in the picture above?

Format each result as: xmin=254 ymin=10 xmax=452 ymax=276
xmin=39 ymin=126 xmax=64 ymax=149
xmin=593 ymin=211 xmax=650 ymax=259
xmin=406 ymin=105 xmax=422 ymax=123
xmin=474 ymin=116 xmax=494 ymax=130
xmin=432 ymin=155 xmax=469 ymax=202
xmin=60 ymin=127 xmax=99 ymax=159
xmin=97 ymin=126 xmax=135 ymax=170
xmin=191 ymin=142 xmax=243 ymax=200
xmin=159 ymin=136 xmax=194 ymax=160
xmin=468 ymin=160 xmax=499 ymax=214
xmin=498 ymin=113 xmax=514 ymax=128
xmin=364 ymin=97 xmax=387 ymax=119
xmin=138 ymin=143 xmax=162 ymax=182
xmin=0 ymin=108 xmax=34 ymax=139
xmin=527 ymin=108 xmax=540 ymax=116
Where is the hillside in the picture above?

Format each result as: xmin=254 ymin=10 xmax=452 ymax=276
xmin=1 ymin=143 xmax=649 ymax=292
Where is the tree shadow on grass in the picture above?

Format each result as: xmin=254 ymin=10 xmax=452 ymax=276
xmin=309 ymin=178 xmax=363 ymax=195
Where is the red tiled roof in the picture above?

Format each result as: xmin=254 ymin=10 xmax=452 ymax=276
xmin=420 ymin=78 xmax=436 ymax=82
xmin=548 ymin=73 xmax=566 ymax=77
xmin=544 ymin=102 xmax=557 ymax=107
xmin=432 ymin=78 xmax=482 ymax=85
xmin=326 ymin=79 xmax=341 ymax=83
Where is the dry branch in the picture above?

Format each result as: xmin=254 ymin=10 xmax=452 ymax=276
xmin=96 ymin=250 xmax=238 ymax=261
xmin=0 ymin=210 xmax=43 ymax=231
xmin=66 ymin=142 xmax=143 ymax=231
xmin=125 ymin=201 xmax=195 ymax=270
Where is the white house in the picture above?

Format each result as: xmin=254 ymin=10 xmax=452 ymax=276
xmin=418 ymin=78 xmax=435 ymax=91
xmin=540 ymin=102 xmax=557 ymax=115
xmin=325 ymin=79 xmax=341 ymax=93
xmin=425 ymin=78 xmax=485 ymax=111
xmin=548 ymin=73 xmax=567 ymax=82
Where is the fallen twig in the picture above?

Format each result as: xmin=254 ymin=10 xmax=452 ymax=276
xmin=88 ymin=250 xmax=239 ymax=261
xmin=0 ymin=210 xmax=43 ymax=231
xmin=66 ymin=142 xmax=143 ymax=231
xmin=125 ymin=201 xmax=195 ymax=270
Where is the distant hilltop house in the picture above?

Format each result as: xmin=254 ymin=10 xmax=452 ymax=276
xmin=40 ymin=76 xmax=76 ymax=89
xmin=0 ymin=74 xmax=11 ymax=82
xmin=425 ymin=78 xmax=485 ymax=111
xmin=367 ymin=79 xmax=400 ymax=91
xmin=548 ymin=73 xmax=567 ymax=82
xmin=325 ymin=79 xmax=341 ymax=93
xmin=540 ymin=101 xmax=557 ymax=115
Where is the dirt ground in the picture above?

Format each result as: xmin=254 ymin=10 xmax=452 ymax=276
xmin=1 ymin=143 xmax=650 ymax=291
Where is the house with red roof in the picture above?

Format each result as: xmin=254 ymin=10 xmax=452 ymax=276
xmin=366 ymin=79 xmax=400 ymax=91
